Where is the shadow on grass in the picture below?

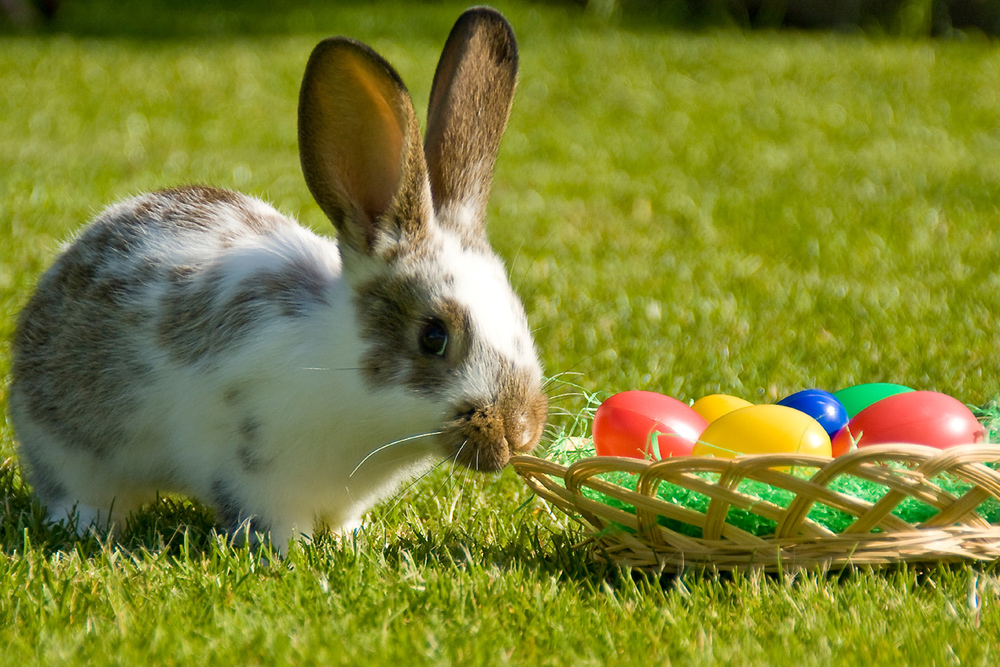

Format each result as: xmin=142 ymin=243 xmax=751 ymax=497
xmin=373 ymin=518 xmax=640 ymax=583
xmin=1 ymin=455 xmax=640 ymax=584
xmin=1 ymin=457 xmax=222 ymax=558
xmin=368 ymin=515 xmax=1000 ymax=594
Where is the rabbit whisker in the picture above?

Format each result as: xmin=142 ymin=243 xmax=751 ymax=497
xmin=299 ymin=367 xmax=362 ymax=371
xmin=547 ymin=370 xmax=584 ymax=379
xmin=376 ymin=439 xmax=469 ymax=519
xmin=349 ymin=430 xmax=443 ymax=477
xmin=516 ymin=228 xmax=564 ymax=300
xmin=447 ymin=451 xmax=476 ymax=521
xmin=434 ymin=442 xmax=470 ymax=498
xmin=542 ymin=370 xmax=584 ymax=385
xmin=547 ymin=391 xmax=587 ymax=403
xmin=381 ymin=455 xmax=451 ymax=515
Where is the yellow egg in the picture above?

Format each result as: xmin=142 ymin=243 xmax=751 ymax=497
xmin=691 ymin=394 xmax=753 ymax=424
xmin=691 ymin=404 xmax=832 ymax=459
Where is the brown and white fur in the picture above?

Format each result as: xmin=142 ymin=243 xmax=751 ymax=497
xmin=7 ymin=7 xmax=548 ymax=551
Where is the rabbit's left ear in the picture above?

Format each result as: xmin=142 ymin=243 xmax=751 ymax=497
xmin=298 ymin=37 xmax=431 ymax=259
xmin=424 ymin=7 xmax=518 ymax=235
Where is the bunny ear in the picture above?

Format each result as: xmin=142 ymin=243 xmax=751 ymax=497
xmin=424 ymin=7 xmax=518 ymax=235
xmin=298 ymin=37 xmax=430 ymax=258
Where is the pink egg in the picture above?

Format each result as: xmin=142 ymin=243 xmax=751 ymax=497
xmin=831 ymin=390 xmax=985 ymax=456
xmin=593 ymin=391 xmax=708 ymax=459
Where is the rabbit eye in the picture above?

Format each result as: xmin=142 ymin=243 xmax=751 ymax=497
xmin=418 ymin=318 xmax=449 ymax=357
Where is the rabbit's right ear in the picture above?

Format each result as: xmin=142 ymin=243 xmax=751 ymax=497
xmin=298 ymin=38 xmax=431 ymax=260
xmin=424 ymin=7 xmax=518 ymax=236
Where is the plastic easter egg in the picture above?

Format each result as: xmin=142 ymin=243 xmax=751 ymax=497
xmin=776 ymin=389 xmax=849 ymax=439
xmin=830 ymin=390 xmax=985 ymax=456
xmin=593 ymin=391 xmax=709 ymax=459
xmin=691 ymin=394 xmax=753 ymax=423
xmin=691 ymin=404 xmax=832 ymax=459
xmin=832 ymin=383 xmax=914 ymax=418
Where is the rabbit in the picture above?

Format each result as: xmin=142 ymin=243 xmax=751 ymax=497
xmin=7 ymin=6 xmax=548 ymax=552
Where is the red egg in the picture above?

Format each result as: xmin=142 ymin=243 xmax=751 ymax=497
xmin=830 ymin=390 xmax=985 ymax=456
xmin=593 ymin=391 xmax=709 ymax=459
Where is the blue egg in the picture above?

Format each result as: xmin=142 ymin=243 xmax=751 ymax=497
xmin=776 ymin=389 xmax=849 ymax=439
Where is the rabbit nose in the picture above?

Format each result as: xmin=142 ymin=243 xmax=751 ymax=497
xmin=506 ymin=389 xmax=548 ymax=454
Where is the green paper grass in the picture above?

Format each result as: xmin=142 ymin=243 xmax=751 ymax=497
xmin=542 ymin=391 xmax=1000 ymax=539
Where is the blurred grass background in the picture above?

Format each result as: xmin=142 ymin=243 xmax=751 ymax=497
xmin=3 ymin=1 xmax=1000 ymax=664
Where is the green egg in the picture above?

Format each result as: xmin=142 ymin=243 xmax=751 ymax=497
xmin=832 ymin=383 xmax=914 ymax=418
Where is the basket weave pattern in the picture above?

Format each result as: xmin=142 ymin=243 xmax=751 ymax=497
xmin=512 ymin=443 xmax=1000 ymax=571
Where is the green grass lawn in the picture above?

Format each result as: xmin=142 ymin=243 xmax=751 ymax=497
xmin=4 ymin=0 xmax=1000 ymax=664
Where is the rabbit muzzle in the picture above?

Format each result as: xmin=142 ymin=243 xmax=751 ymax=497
xmin=444 ymin=383 xmax=548 ymax=472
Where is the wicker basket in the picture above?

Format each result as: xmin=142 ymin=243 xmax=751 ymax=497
xmin=512 ymin=443 xmax=1000 ymax=571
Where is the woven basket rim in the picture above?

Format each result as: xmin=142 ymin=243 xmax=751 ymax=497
xmin=512 ymin=443 xmax=1000 ymax=571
